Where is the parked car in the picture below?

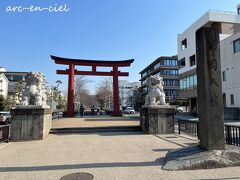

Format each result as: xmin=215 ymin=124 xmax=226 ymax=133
xmin=0 ymin=111 xmax=11 ymax=124
xmin=123 ymin=107 xmax=135 ymax=114
xmin=176 ymin=106 xmax=184 ymax=113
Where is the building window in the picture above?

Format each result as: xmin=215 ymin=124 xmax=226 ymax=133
xmin=189 ymin=55 xmax=196 ymax=66
xmin=164 ymin=80 xmax=179 ymax=86
xmin=179 ymin=58 xmax=185 ymax=67
xmin=222 ymin=71 xmax=226 ymax=81
xmin=13 ymin=75 xmax=24 ymax=81
xmin=180 ymin=74 xmax=197 ymax=90
xmin=142 ymin=71 xmax=147 ymax=78
xmin=163 ymin=60 xmax=178 ymax=66
xmin=193 ymin=74 xmax=197 ymax=86
xmin=181 ymin=39 xmax=187 ymax=50
xmin=165 ymin=90 xmax=179 ymax=97
xmin=230 ymin=94 xmax=234 ymax=105
xmin=162 ymin=69 xmax=178 ymax=76
xmin=154 ymin=63 xmax=160 ymax=70
xmin=233 ymin=38 xmax=240 ymax=53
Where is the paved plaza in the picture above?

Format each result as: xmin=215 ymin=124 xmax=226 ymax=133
xmin=51 ymin=116 xmax=140 ymax=128
xmin=0 ymin=131 xmax=240 ymax=180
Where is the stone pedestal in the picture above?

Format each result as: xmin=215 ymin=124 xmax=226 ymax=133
xmin=10 ymin=106 xmax=52 ymax=141
xmin=140 ymin=105 xmax=175 ymax=134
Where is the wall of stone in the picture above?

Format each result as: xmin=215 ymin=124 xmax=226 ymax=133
xmin=10 ymin=107 xmax=52 ymax=141
xmin=140 ymin=106 xmax=175 ymax=134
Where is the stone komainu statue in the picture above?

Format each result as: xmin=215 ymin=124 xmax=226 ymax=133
xmin=21 ymin=72 xmax=47 ymax=106
xmin=144 ymin=75 xmax=166 ymax=106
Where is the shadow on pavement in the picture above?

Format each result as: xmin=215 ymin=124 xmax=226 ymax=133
xmin=153 ymin=135 xmax=188 ymax=148
xmin=51 ymin=131 xmax=145 ymax=136
xmin=84 ymin=118 xmax=140 ymax=122
xmin=152 ymin=148 xmax=174 ymax=152
xmin=0 ymin=158 xmax=165 ymax=172
xmin=194 ymin=177 xmax=240 ymax=180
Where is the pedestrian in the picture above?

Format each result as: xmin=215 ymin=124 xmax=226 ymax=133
xmin=91 ymin=105 xmax=95 ymax=116
xmin=97 ymin=106 xmax=100 ymax=116
xmin=80 ymin=103 xmax=85 ymax=117
xmin=191 ymin=107 xmax=198 ymax=117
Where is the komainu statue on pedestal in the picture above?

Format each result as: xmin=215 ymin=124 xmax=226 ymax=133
xmin=144 ymin=75 xmax=166 ymax=106
xmin=21 ymin=72 xmax=47 ymax=106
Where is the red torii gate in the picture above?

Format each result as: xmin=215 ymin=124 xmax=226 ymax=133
xmin=51 ymin=55 xmax=134 ymax=117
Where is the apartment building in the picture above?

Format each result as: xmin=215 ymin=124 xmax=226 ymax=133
xmin=139 ymin=56 xmax=179 ymax=103
xmin=177 ymin=7 xmax=240 ymax=112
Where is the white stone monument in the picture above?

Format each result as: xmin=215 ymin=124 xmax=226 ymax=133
xmin=140 ymin=75 xmax=175 ymax=134
xmin=144 ymin=75 xmax=166 ymax=106
xmin=11 ymin=72 xmax=52 ymax=141
xmin=20 ymin=72 xmax=48 ymax=107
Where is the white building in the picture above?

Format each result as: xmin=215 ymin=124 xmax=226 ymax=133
xmin=221 ymin=30 xmax=240 ymax=107
xmin=177 ymin=7 xmax=240 ymax=111
xmin=119 ymin=80 xmax=141 ymax=108
xmin=0 ymin=73 xmax=9 ymax=98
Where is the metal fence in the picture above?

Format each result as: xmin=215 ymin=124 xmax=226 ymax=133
xmin=176 ymin=118 xmax=240 ymax=146
xmin=0 ymin=124 xmax=10 ymax=143
xmin=225 ymin=124 xmax=240 ymax=146
xmin=177 ymin=119 xmax=199 ymax=138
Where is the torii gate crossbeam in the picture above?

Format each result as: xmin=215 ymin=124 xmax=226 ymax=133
xmin=51 ymin=55 xmax=134 ymax=117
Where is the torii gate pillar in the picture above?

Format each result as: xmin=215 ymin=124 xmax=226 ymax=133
xmin=112 ymin=66 xmax=120 ymax=116
xmin=67 ymin=64 xmax=75 ymax=117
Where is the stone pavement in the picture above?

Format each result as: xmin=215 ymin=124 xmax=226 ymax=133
xmin=0 ymin=132 xmax=240 ymax=180
xmin=52 ymin=116 xmax=140 ymax=128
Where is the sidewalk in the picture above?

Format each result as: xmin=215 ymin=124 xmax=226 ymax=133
xmin=0 ymin=132 xmax=240 ymax=180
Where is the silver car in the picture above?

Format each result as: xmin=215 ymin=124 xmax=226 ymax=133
xmin=124 ymin=107 xmax=135 ymax=114
xmin=0 ymin=111 xmax=11 ymax=124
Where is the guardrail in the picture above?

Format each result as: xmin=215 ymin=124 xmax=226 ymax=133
xmin=225 ymin=124 xmax=240 ymax=146
xmin=176 ymin=117 xmax=240 ymax=146
xmin=177 ymin=118 xmax=199 ymax=139
xmin=0 ymin=124 xmax=10 ymax=143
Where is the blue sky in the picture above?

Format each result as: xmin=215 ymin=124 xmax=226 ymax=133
xmin=0 ymin=0 xmax=239 ymax=94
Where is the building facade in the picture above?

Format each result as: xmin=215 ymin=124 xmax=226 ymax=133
xmin=221 ymin=30 xmax=240 ymax=108
xmin=177 ymin=8 xmax=240 ymax=112
xmin=139 ymin=56 xmax=179 ymax=103
xmin=119 ymin=80 xmax=141 ymax=108
xmin=4 ymin=71 xmax=28 ymax=96
xmin=0 ymin=73 xmax=9 ymax=98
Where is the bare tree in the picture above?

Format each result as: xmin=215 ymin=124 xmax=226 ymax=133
xmin=55 ymin=80 xmax=62 ymax=90
xmin=74 ymin=76 xmax=91 ymax=107
xmin=95 ymin=78 xmax=113 ymax=110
